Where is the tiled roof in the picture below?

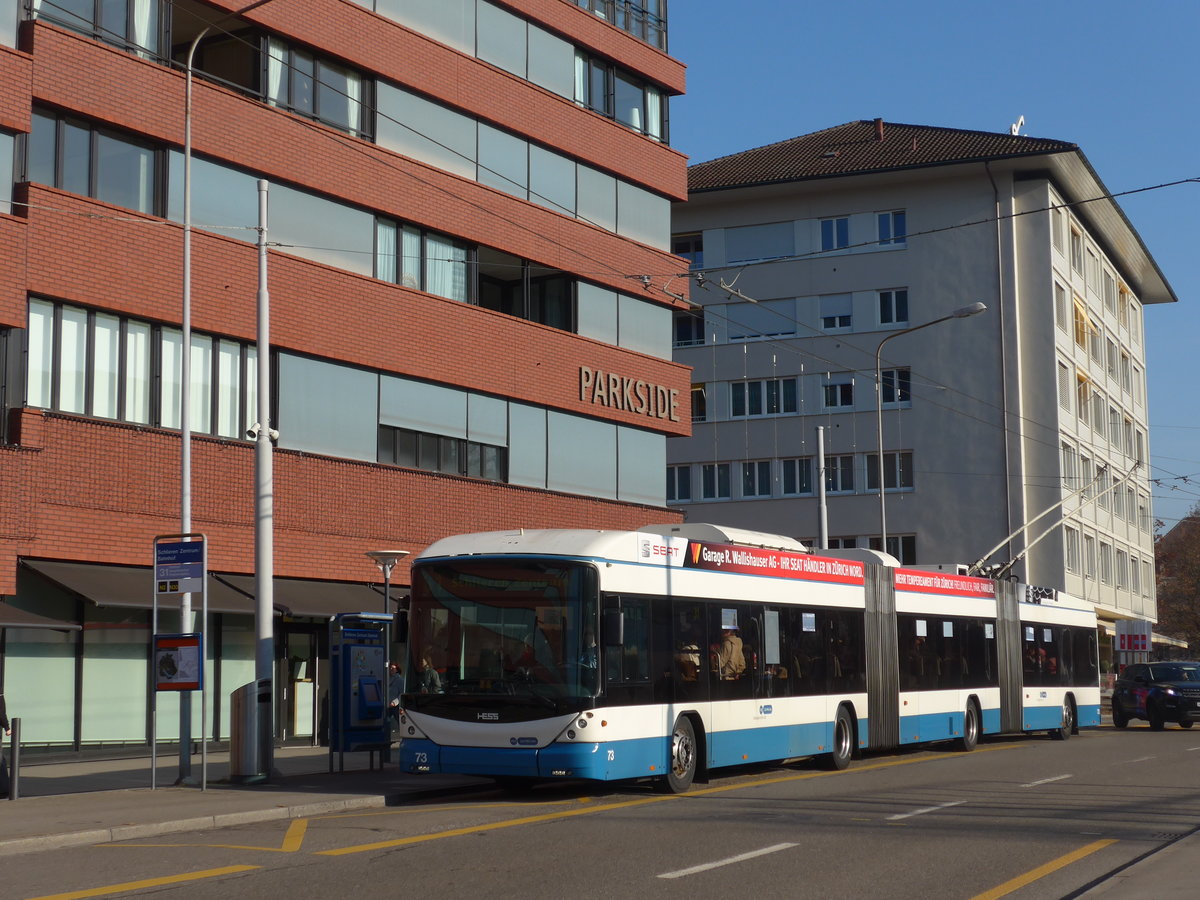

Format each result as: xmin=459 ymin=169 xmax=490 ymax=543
xmin=688 ymin=120 xmax=1078 ymax=192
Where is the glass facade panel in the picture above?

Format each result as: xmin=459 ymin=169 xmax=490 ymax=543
xmin=276 ymin=353 xmax=378 ymax=461
xmin=477 ymin=124 xmax=528 ymax=197
xmin=477 ymin=1 xmax=527 ymax=77
xmin=167 ymin=152 xmax=259 ymax=235
xmin=27 ymin=298 xmax=55 ymax=408
xmin=576 ymin=282 xmax=618 ymax=345
xmin=4 ymin=629 xmax=75 ymax=743
xmin=375 ymin=83 xmax=476 ymax=180
xmin=62 ymin=121 xmax=90 ymax=197
xmin=425 ymin=234 xmax=467 ymax=301
xmin=0 ymin=130 xmax=12 ymax=214
xmin=618 ymin=427 xmax=663 ymax=504
xmin=379 ymin=376 xmax=468 ymax=438
xmin=28 ymin=111 xmax=57 ymax=187
xmin=507 ymin=402 xmax=547 ymax=488
xmin=159 ymin=327 xmax=182 ymax=428
xmin=467 ymin=393 xmax=508 ymax=446
xmin=384 ymin=0 xmax=474 ymax=53
xmin=81 ymin=606 xmax=149 ymax=742
xmin=92 ymin=312 xmax=120 ymax=418
xmin=189 ymin=333 xmax=213 ymax=433
xmin=726 ymin=222 xmax=793 ymax=263
xmin=528 ymin=145 xmax=576 ymax=216
xmin=548 ymin=411 xmax=615 ymax=497
xmin=526 ymin=24 xmax=574 ymax=98
xmin=0 ymin=0 xmax=16 ymax=46
xmin=616 ymin=181 xmax=669 ymax=250
xmin=270 ymin=183 xmax=375 ymax=276
xmin=618 ymin=294 xmax=671 ymax=359
xmin=217 ymin=341 xmax=241 ymax=438
xmin=577 ymin=165 xmax=616 ymax=232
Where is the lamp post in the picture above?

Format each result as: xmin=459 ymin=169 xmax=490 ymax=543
xmin=366 ymin=550 xmax=410 ymax=616
xmin=874 ymin=301 xmax=987 ymax=554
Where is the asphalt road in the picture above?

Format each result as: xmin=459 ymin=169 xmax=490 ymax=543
xmin=11 ymin=726 xmax=1200 ymax=900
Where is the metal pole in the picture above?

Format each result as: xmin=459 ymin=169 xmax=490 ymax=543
xmin=816 ymin=425 xmax=828 ymax=550
xmin=8 ymin=717 xmax=18 ymax=800
xmin=255 ymin=179 xmax=275 ymax=779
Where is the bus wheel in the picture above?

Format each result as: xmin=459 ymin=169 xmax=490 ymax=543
xmin=662 ymin=717 xmax=697 ymax=793
xmin=1050 ymin=697 xmax=1074 ymax=741
xmin=823 ymin=707 xmax=853 ymax=770
xmin=955 ymin=701 xmax=979 ymax=752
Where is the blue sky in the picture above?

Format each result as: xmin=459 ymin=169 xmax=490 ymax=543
xmin=668 ymin=0 xmax=1199 ymax=533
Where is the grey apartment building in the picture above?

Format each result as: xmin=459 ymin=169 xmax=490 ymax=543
xmin=668 ymin=119 xmax=1174 ymax=634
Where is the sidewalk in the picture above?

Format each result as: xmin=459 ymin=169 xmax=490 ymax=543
xmin=0 ymin=744 xmax=490 ymax=857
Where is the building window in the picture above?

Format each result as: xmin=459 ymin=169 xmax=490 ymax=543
xmin=701 ymin=463 xmax=731 ymax=500
xmin=741 ymin=460 xmax=772 ymax=497
xmin=1064 ymin=526 xmax=1080 ymax=573
xmin=820 ymin=295 xmax=852 ymax=331
xmin=690 ymin=384 xmax=707 ymax=422
xmin=781 ymin=457 xmax=813 ymax=495
xmin=1089 ymin=319 xmax=1104 ymax=365
xmin=820 ymin=217 xmax=849 ymax=251
xmin=28 ymin=109 xmax=159 ymax=215
xmin=1083 ymin=534 xmax=1096 ymax=580
xmin=1103 ymin=271 xmax=1117 ymax=313
xmin=1080 ymin=453 xmax=1093 ymax=498
xmin=1052 ymin=205 xmax=1065 ymax=253
xmin=1070 ymin=229 xmax=1083 ymax=273
xmin=1099 ymin=542 xmax=1113 ymax=585
xmin=378 ymin=425 xmax=507 ymax=481
xmin=730 ymin=378 xmax=797 ymax=418
xmin=26 ymin=297 xmax=256 ymax=439
xmin=827 ymin=537 xmax=858 ymax=550
xmin=673 ymin=311 xmax=705 ymax=347
xmin=880 ymin=367 xmax=911 ymax=405
xmin=1058 ymin=362 xmax=1072 ymax=413
xmin=266 ymin=40 xmax=372 ymax=138
xmin=877 ymin=210 xmax=906 ymax=246
xmin=1130 ymin=555 xmax=1141 ymax=595
xmin=574 ymin=51 xmax=667 ymax=140
xmin=866 ymin=451 xmax=913 ymax=491
xmin=1076 ymin=375 xmax=1091 ymax=425
xmin=577 ymin=0 xmax=668 ymax=50
xmin=822 ymin=377 xmax=853 ymax=410
xmin=666 ymin=464 xmax=691 ymax=502
xmin=32 ymin=0 xmax=160 ymax=58
xmin=1054 ymin=282 xmax=1068 ymax=332
xmin=825 ymin=455 xmax=854 ymax=493
xmin=1091 ymin=391 xmax=1106 ymax=440
xmin=868 ymin=535 xmax=917 ymax=565
xmin=1120 ymin=353 xmax=1132 ymax=394
xmin=1061 ymin=442 xmax=1078 ymax=491
xmin=672 ymin=233 xmax=703 ymax=269
xmin=1072 ymin=296 xmax=1089 ymax=348
xmin=879 ymin=289 xmax=908 ymax=325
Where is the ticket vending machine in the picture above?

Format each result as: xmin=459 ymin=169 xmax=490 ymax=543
xmin=329 ymin=612 xmax=392 ymax=770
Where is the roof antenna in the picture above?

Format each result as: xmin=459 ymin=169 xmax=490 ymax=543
xmin=1010 ymin=115 xmax=1025 ymax=136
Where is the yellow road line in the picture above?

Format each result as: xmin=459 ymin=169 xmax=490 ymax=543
xmin=321 ymin=743 xmax=1021 ymax=856
xmin=103 ymin=819 xmax=310 ymax=854
xmin=27 ymin=865 xmax=260 ymax=900
xmin=970 ymin=839 xmax=1117 ymax=900
xmin=280 ymin=818 xmax=308 ymax=853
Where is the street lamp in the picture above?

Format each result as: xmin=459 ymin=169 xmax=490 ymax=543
xmin=366 ymin=550 xmax=410 ymax=615
xmin=874 ymin=301 xmax=987 ymax=553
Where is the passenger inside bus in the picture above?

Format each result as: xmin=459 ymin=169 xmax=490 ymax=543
xmin=713 ymin=627 xmax=746 ymax=680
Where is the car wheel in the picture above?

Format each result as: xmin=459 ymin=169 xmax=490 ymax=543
xmin=1148 ymin=703 xmax=1166 ymax=731
xmin=1180 ymin=720 xmax=1194 ymax=729
xmin=1111 ymin=700 xmax=1129 ymax=729
xmin=823 ymin=706 xmax=854 ymax=770
xmin=955 ymin=701 xmax=979 ymax=752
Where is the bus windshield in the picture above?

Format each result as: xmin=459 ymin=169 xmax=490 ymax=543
xmin=407 ymin=559 xmax=599 ymax=703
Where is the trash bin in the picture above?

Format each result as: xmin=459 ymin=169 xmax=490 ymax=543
xmin=230 ymin=678 xmax=271 ymax=783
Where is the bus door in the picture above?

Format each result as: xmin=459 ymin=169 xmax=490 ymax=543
xmin=671 ymin=600 xmax=709 ymax=704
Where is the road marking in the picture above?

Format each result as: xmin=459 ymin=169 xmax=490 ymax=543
xmin=1187 ymin=747 xmax=1200 ymax=752
xmin=27 ymin=865 xmax=260 ymax=900
xmin=1022 ymin=774 xmax=1072 ymax=788
xmin=319 ymin=745 xmax=1024 ymax=856
xmin=969 ymin=839 xmax=1117 ymax=900
xmin=104 ymin=818 xmax=310 ymax=854
xmin=280 ymin=818 xmax=308 ymax=853
xmin=657 ymin=843 xmax=798 ymax=879
xmin=887 ymin=799 xmax=967 ymax=821
xmin=1128 ymin=756 xmax=1155 ymax=763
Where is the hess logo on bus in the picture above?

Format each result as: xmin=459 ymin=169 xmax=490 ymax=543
xmin=640 ymin=539 xmax=681 ymax=560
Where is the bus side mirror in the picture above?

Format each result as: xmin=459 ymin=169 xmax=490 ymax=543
xmin=602 ymin=608 xmax=624 ymax=647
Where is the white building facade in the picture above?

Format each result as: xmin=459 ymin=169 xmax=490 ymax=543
xmin=669 ymin=120 xmax=1174 ymax=629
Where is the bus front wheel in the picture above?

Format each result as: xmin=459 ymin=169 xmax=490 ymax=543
xmin=955 ymin=701 xmax=980 ymax=752
xmin=662 ymin=716 xmax=697 ymax=793
xmin=1050 ymin=697 xmax=1074 ymax=741
xmin=823 ymin=707 xmax=853 ymax=770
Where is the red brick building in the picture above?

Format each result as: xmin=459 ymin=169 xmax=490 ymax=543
xmin=0 ymin=0 xmax=686 ymax=747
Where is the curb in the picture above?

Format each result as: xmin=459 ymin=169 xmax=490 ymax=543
xmin=0 ymin=781 xmax=493 ymax=858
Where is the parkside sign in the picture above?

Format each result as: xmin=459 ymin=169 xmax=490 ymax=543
xmin=579 ymin=366 xmax=680 ymax=422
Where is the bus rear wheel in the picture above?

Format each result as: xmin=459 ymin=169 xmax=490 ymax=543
xmin=823 ymin=706 xmax=853 ymax=770
xmin=955 ymin=701 xmax=980 ymax=752
xmin=662 ymin=716 xmax=697 ymax=793
xmin=1050 ymin=697 xmax=1074 ymax=741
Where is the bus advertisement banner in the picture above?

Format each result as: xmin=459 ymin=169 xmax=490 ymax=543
xmin=681 ymin=542 xmax=865 ymax=585
xmin=894 ymin=568 xmax=996 ymax=598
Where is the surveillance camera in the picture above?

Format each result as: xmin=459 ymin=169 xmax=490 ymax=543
xmin=268 ymin=428 xmax=280 ymax=442
xmin=246 ymin=423 xmax=261 ymax=439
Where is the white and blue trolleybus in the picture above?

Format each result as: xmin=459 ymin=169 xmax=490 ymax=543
xmin=398 ymin=525 xmax=1101 ymax=792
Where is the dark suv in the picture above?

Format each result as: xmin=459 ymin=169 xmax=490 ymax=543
xmin=1112 ymin=661 xmax=1200 ymax=730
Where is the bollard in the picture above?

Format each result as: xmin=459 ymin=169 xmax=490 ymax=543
xmin=7 ymin=717 xmax=18 ymax=800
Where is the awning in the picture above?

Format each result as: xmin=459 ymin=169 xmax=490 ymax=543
xmin=21 ymin=560 xmax=254 ymax=615
xmin=0 ymin=600 xmax=81 ymax=631
xmin=214 ymin=574 xmax=386 ymax=619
